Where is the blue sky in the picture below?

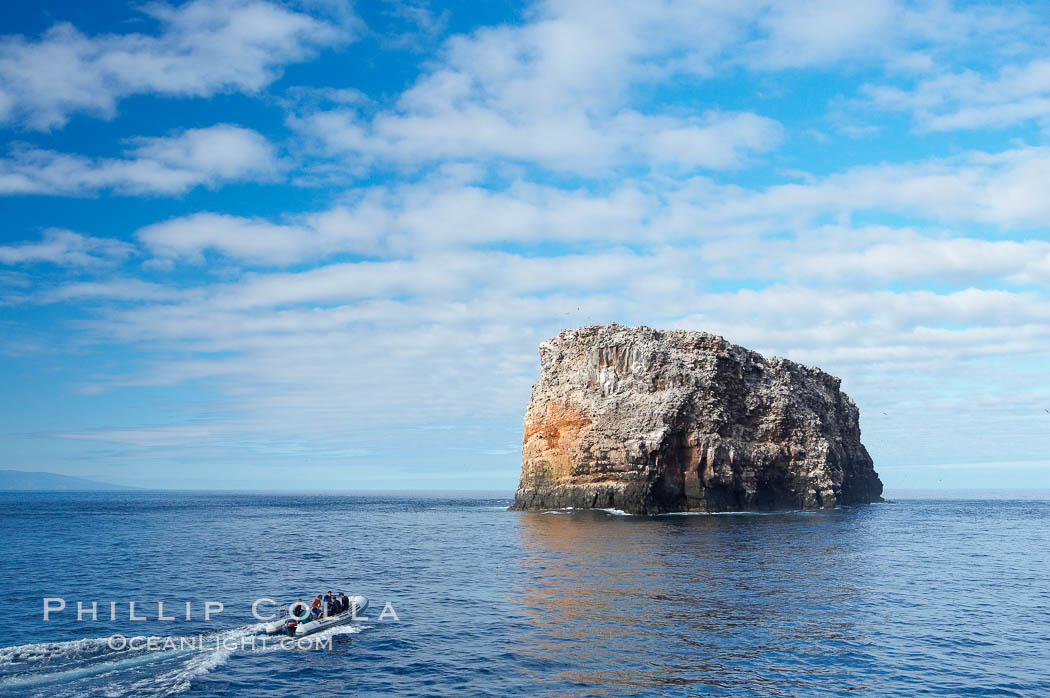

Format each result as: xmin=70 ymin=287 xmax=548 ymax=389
xmin=2 ymin=0 xmax=1049 ymax=491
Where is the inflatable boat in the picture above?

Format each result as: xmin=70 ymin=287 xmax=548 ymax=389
xmin=264 ymin=596 xmax=368 ymax=636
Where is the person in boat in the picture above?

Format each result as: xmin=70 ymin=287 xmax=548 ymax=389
xmin=310 ymin=596 xmax=323 ymax=619
xmin=324 ymin=591 xmax=336 ymax=616
xmin=339 ymin=593 xmax=350 ymax=614
xmin=290 ymin=598 xmax=307 ymax=619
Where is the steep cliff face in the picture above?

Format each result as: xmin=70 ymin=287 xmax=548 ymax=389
xmin=512 ymin=324 xmax=883 ymax=514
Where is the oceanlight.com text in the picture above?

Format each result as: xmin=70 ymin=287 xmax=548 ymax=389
xmin=106 ymin=634 xmax=334 ymax=651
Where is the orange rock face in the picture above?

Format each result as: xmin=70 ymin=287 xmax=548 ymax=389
xmin=521 ymin=402 xmax=592 ymax=481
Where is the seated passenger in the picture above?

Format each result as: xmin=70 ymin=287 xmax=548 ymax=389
xmin=339 ymin=593 xmax=350 ymax=614
xmin=291 ymin=599 xmax=307 ymax=618
xmin=310 ymin=596 xmax=323 ymax=619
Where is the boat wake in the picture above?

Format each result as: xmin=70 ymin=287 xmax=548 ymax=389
xmin=0 ymin=622 xmax=369 ymax=696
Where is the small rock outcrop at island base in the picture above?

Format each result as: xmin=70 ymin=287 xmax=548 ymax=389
xmin=512 ymin=324 xmax=883 ymax=514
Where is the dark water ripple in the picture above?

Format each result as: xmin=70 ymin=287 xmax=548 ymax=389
xmin=0 ymin=493 xmax=1047 ymax=695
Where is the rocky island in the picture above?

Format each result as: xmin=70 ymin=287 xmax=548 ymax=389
xmin=512 ymin=324 xmax=883 ymax=514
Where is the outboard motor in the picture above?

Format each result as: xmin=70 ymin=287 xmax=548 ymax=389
xmin=285 ymin=620 xmax=299 ymax=636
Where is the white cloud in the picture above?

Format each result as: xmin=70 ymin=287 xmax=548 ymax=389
xmin=0 ymin=229 xmax=134 ymax=266
xmin=698 ymin=227 xmax=1050 ymax=287
xmin=862 ymin=57 xmax=1050 ymax=131
xmin=134 ymin=178 xmax=663 ymax=264
xmin=791 ymin=237 xmax=1050 ymax=286
xmin=744 ymin=0 xmax=901 ymax=69
xmin=70 ymin=230 xmax=1050 ymax=358
xmin=378 ymin=0 xmax=450 ymax=50
xmin=128 ymin=124 xmax=278 ymax=181
xmin=685 ymin=145 xmax=1050 ymax=230
xmin=294 ymin=104 xmax=782 ymax=175
xmin=640 ymin=112 xmax=784 ymax=170
xmin=0 ymin=0 xmax=355 ymax=130
xmin=114 ymin=248 xmax=684 ymax=315
xmin=0 ymin=124 xmax=277 ymax=195
xmin=289 ymin=0 xmax=791 ymax=175
xmin=137 ymin=212 xmax=308 ymax=265
xmin=741 ymin=0 xmax=1024 ymax=71
xmin=288 ymin=0 xmax=1027 ymax=176
xmin=54 ymin=424 xmax=236 ymax=447
xmin=40 ymin=279 xmax=181 ymax=304
xmin=131 ymin=144 xmax=1050 ymax=271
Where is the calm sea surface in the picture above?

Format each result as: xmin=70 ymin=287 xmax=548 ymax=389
xmin=0 ymin=492 xmax=1048 ymax=696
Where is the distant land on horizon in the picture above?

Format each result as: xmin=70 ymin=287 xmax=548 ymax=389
xmin=0 ymin=470 xmax=137 ymax=491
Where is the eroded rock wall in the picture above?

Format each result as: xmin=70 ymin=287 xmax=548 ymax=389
xmin=512 ymin=324 xmax=883 ymax=514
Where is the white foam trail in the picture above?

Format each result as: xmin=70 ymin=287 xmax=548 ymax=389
xmin=311 ymin=624 xmax=368 ymax=642
xmin=0 ymin=641 xmax=192 ymax=690
xmin=0 ymin=620 xmax=369 ymax=695
xmin=0 ymin=623 xmax=269 ymax=694
xmin=596 ymin=508 xmax=631 ymax=516
xmin=129 ymin=637 xmax=232 ymax=696
xmin=0 ymin=636 xmax=116 ymax=665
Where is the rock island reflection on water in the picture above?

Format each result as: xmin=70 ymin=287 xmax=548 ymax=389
xmin=512 ymin=324 xmax=883 ymax=515
xmin=509 ymin=506 xmax=885 ymax=693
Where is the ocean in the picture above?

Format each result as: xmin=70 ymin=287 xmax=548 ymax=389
xmin=0 ymin=491 xmax=1047 ymax=696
